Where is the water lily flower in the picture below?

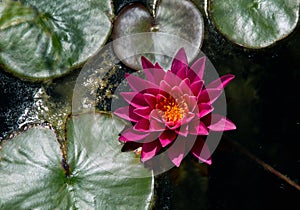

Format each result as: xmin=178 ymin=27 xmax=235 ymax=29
xmin=114 ymin=48 xmax=236 ymax=167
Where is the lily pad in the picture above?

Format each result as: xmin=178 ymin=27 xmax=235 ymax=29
xmin=0 ymin=0 xmax=113 ymax=80
xmin=0 ymin=113 xmax=153 ymax=209
xmin=112 ymin=0 xmax=204 ymax=70
xmin=210 ymin=0 xmax=300 ymax=48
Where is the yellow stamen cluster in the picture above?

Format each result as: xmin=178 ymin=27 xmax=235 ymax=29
xmin=157 ymin=95 xmax=188 ymax=124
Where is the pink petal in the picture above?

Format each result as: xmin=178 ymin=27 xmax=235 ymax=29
xmin=198 ymin=88 xmax=222 ymax=104
xmin=114 ymin=106 xmax=139 ymax=122
xmin=190 ymin=80 xmax=204 ymax=97
xmin=142 ymin=132 xmax=161 ymax=143
xmin=156 ymin=93 xmax=167 ymax=105
xmin=143 ymin=69 xmax=156 ymax=84
xmin=149 ymin=110 xmax=165 ymax=131
xmin=141 ymin=141 xmax=162 ymax=162
xmin=150 ymin=118 xmax=165 ymax=131
xmin=133 ymin=118 xmax=150 ymax=131
xmin=171 ymin=48 xmax=188 ymax=75
xmin=159 ymin=130 xmax=177 ymax=147
xmin=187 ymin=70 xmax=200 ymax=84
xmin=123 ymin=131 xmax=159 ymax=144
xmin=191 ymin=137 xmax=212 ymax=165
xmin=207 ymin=74 xmax=235 ymax=89
xmin=179 ymin=77 xmax=191 ymax=87
xmin=146 ymin=88 xmax=162 ymax=96
xmin=163 ymin=71 xmax=181 ymax=87
xmin=183 ymin=94 xmax=197 ymax=112
xmin=125 ymin=73 xmax=159 ymax=92
xmin=133 ymin=106 xmax=152 ymax=119
xmin=170 ymin=86 xmax=183 ymax=98
xmin=176 ymin=65 xmax=187 ymax=80
xmin=144 ymin=68 xmax=166 ymax=85
xmin=179 ymin=78 xmax=192 ymax=95
xmin=167 ymin=136 xmax=186 ymax=167
xmin=160 ymin=80 xmax=172 ymax=93
xmin=207 ymin=114 xmax=236 ymax=131
xmin=198 ymin=103 xmax=214 ymax=118
xmin=149 ymin=110 xmax=163 ymax=123
xmin=189 ymin=121 xmax=209 ymax=135
xmin=119 ymin=127 xmax=150 ymax=142
xmin=182 ymin=112 xmax=195 ymax=124
xmin=154 ymin=62 xmax=163 ymax=69
xmin=120 ymin=92 xmax=147 ymax=108
xmin=175 ymin=124 xmax=189 ymax=137
xmin=189 ymin=56 xmax=206 ymax=81
xmin=141 ymin=56 xmax=154 ymax=70
xmin=166 ymin=120 xmax=182 ymax=130
xmin=144 ymin=93 xmax=156 ymax=108
xmin=142 ymin=57 xmax=166 ymax=85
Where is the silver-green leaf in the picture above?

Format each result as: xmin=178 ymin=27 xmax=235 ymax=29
xmin=0 ymin=0 xmax=114 ymax=80
xmin=0 ymin=113 xmax=153 ymax=209
xmin=210 ymin=0 xmax=300 ymax=48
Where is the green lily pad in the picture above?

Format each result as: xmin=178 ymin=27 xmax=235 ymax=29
xmin=0 ymin=113 xmax=153 ymax=209
xmin=0 ymin=0 xmax=113 ymax=81
xmin=112 ymin=0 xmax=204 ymax=70
xmin=210 ymin=0 xmax=300 ymax=48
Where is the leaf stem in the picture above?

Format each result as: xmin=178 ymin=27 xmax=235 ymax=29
xmin=61 ymin=157 xmax=71 ymax=177
xmin=224 ymin=137 xmax=300 ymax=191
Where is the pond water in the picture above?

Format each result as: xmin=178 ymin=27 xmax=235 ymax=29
xmin=152 ymin=19 xmax=300 ymax=210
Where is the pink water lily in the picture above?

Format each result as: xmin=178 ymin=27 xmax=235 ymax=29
xmin=114 ymin=48 xmax=236 ymax=167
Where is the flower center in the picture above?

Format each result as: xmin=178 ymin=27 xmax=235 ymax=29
xmin=157 ymin=95 xmax=188 ymax=124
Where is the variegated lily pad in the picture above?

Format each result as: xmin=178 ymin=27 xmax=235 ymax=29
xmin=0 ymin=113 xmax=153 ymax=209
xmin=210 ymin=0 xmax=300 ymax=48
xmin=0 ymin=0 xmax=113 ymax=80
xmin=112 ymin=0 xmax=204 ymax=70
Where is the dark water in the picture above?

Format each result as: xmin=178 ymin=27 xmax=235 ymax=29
xmin=0 ymin=71 xmax=39 ymax=140
xmin=151 ymin=2 xmax=300 ymax=209
xmin=1 ymin=1 xmax=299 ymax=210
xmin=202 ymin=17 xmax=300 ymax=210
xmin=152 ymin=9 xmax=300 ymax=210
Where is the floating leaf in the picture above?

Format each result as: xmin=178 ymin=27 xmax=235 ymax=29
xmin=112 ymin=0 xmax=204 ymax=70
xmin=0 ymin=113 xmax=153 ymax=209
xmin=0 ymin=0 xmax=113 ymax=80
xmin=0 ymin=128 xmax=68 ymax=209
xmin=210 ymin=0 xmax=300 ymax=48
